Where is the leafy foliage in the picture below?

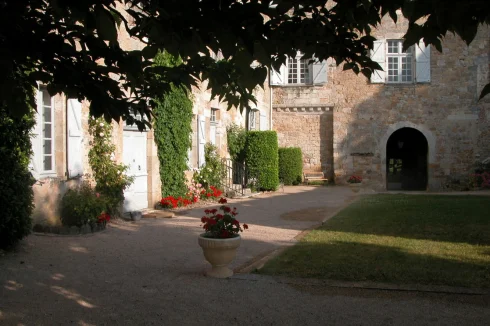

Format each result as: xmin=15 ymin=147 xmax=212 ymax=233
xmin=2 ymin=0 xmax=488 ymax=126
xmin=60 ymin=182 xmax=107 ymax=227
xmin=245 ymin=131 xmax=279 ymax=191
xmin=278 ymin=147 xmax=303 ymax=185
xmin=153 ymin=51 xmax=193 ymax=198
xmin=193 ymin=143 xmax=226 ymax=190
xmin=226 ymin=124 xmax=248 ymax=163
xmin=0 ymin=87 xmax=35 ymax=249
xmin=88 ymin=117 xmax=133 ymax=215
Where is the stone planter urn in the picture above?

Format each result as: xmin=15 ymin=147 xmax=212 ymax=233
xmin=198 ymin=234 xmax=241 ymax=278
xmin=349 ymin=183 xmax=362 ymax=193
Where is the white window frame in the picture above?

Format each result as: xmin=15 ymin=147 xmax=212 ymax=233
xmin=210 ymin=108 xmax=218 ymax=124
xmin=270 ymin=53 xmax=327 ymax=86
xmin=39 ymin=86 xmax=55 ymax=175
xmin=248 ymin=110 xmax=257 ymax=130
xmin=287 ymin=54 xmax=310 ymax=85
xmin=386 ymin=40 xmax=414 ymax=84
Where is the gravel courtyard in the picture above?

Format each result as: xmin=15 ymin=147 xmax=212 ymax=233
xmin=1 ymin=186 xmax=489 ymax=325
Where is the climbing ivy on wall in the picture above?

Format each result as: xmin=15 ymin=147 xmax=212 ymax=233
xmin=153 ymin=51 xmax=193 ymax=198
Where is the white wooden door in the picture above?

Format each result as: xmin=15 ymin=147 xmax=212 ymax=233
xmin=210 ymin=125 xmax=216 ymax=145
xmin=198 ymin=115 xmax=206 ymax=167
xmin=123 ymin=131 xmax=148 ymax=212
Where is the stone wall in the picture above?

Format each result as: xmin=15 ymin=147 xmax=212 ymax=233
xmin=188 ymin=82 xmax=271 ymax=170
xmin=272 ymin=16 xmax=490 ymax=190
xmin=273 ymin=106 xmax=333 ymax=176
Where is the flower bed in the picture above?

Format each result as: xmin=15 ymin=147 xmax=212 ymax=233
xmin=159 ymin=185 xmax=224 ymax=210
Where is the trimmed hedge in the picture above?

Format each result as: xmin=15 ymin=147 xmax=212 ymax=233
xmin=278 ymin=147 xmax=303 ymax=185
xmin=245 ymin=131 xmax=279 ymax=191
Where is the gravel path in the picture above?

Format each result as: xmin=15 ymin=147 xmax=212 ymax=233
xmin=1 ymin=186 xmax=489 ymax=325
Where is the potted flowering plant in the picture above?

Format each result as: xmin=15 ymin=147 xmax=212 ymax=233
xmin=198 ymin=197 xmax=249 ymax=278
xmin=347 ymin=175 xmax=362 ymax=193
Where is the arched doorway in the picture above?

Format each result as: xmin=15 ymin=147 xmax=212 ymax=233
xmin=386 ymin=127 xmax=428 ymax=190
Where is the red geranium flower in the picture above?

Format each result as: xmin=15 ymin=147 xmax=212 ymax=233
xmin=218 ymin=197 xmax=227 ymax=204
xmin=243 ymin=224 xmax=249 ymax=230
xmin=199 ymin=202 xmax=248 ymax=238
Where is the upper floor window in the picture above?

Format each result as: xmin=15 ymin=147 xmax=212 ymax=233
xmin=270 ymin=53 xmax=327 ymax=86
xmin=387 ymin=40 xmax=413 ymax=83
xmin=210 ymin=108 xmax=219 ymax=123
xmin=371 ymin=39 xmax=431 ymax=84
xmin=288 ymin=55 xmax=310 ymax=84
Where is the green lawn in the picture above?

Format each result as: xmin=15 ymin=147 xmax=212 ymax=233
xmin=259 ymin=194 xmax=490 ymax=288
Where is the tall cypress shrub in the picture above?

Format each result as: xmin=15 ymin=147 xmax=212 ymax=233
xmin=278 ymin=147 xmax=303 ymax=185
xmin=153 ymin=51 xmax=193 ymax=197
xmin=245 ymin=131 xmax=279 ymax=191
xmin=0 ymin=82 xmax=35 ymax=249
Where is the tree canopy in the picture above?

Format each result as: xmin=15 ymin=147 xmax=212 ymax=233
xmin=1 ymin=0 xmax=489 ymax=128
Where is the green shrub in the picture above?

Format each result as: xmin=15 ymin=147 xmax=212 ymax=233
xmin=193 ymin=143 xmax=225 ymax=189
xmin=153 ymin=51 xmax=193 ymax=198
xmin=0 ymin=98 xmax=35 ymax=249
xmin=245 ymin=131 xmax=279 ymax=191
xmin=226 ymin=124 xmax=247 ymax=163
xmin=60 ymin=182 xmax=107 ymax=227
xmin=278 ymin=147 xmax=303 ymax=185
xmin=88 ymin=117 xmax=133 ymax=215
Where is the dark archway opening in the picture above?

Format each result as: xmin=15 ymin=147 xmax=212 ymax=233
xmin=386 ymin=127 xmax=428 ymax=191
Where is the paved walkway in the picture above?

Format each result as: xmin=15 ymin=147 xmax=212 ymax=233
xmin=1 ymin=186 xmax=489 ymax=325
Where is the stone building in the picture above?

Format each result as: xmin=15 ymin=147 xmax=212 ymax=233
xmin=271 ymin=15 xmax=490 ymax=191
xmin=30 ymin=10 xmax=271 ymax=226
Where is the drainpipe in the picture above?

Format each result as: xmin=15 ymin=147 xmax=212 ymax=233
xmin=269 ymin=69 xmax=273 ymax=130
xmin=65 ymin=97 xmax=69 ymax=178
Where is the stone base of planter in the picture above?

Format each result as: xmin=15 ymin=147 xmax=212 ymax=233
xmin=349 ymin=183 xmax=362 ymax=193
xmin=198 ymin=234 xmax=241 ymax=278
xmin=32 ymin=223 xmax=106 ymax=235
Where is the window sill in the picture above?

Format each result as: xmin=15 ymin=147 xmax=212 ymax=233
xmin=371 ymin=82 xmax=431 ymax=87
xmin=271 ymin=83 xmax=325 ymax=88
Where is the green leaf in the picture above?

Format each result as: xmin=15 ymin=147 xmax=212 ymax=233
xmin=95 ymin=5 xmax=118 ymax=43
xmin=142 ymin=45 xmax=158 ymax=60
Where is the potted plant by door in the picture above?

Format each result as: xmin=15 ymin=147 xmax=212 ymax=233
xmin=347 ymin=175 xmax=362 ymax=193
xmin=198 ymin=198 xmax=249 ymax=278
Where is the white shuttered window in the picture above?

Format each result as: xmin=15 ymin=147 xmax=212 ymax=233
xmin=67 ymin=99 xmax=84 ymax=178
xmin=270 ymin=53 xmax=327 ymax=86
xmin=31 ymin=86 xmax=55 ymax=178
xmin=371 ymin=40 xmax=431 ymax=84
xmin=41 ymin=87 xmax=54 ymax=172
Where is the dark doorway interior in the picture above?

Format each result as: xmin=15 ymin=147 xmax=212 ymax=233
xmin=386 ymin=128 xmax=428 ymax=191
